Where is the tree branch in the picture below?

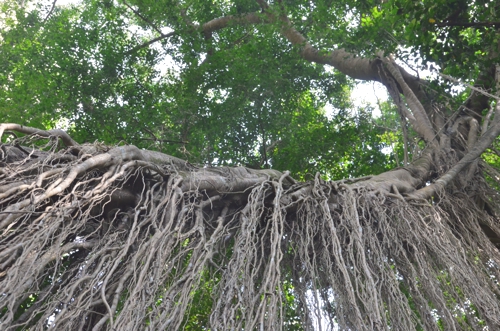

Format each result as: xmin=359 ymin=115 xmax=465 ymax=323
xmin=201 ymin=12 xmax=267 ymax=34
xmin=383 ymin=58 xmax=436 ymax=142
xmin=0 ymin=123 xmax=78 ymax=147
xmin=125 ymin=31 xmax=176 ymax=54
xmin=440 ymin=73 xmax=500 ymax=102
xmin=127 ymin=6 xmax=437 ymax=141
xmin=42 ymin=0 xmax=58 ymax=24
xmin=435 ymin=21 xmax=500 ymax=28
xmin=127 ymin=5 xmax=428 ymax=105
xmin=126 ymin=12 xmax=265 ymax=54
xmin=122 ymin=0 xmax=165 ymax=36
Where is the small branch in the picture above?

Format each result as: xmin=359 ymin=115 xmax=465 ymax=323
xmin=122 ymin=0 xmax=165 ymax=36
xmin=137 ymin=138 xmax=188 ymax=144
xmin=440 ymin=73 xmax=500 ymax=102
xmin=42 ymin=0 xmax=58 ymax=24
xmin=449 ymin=116 xmax=479 ymax=150
xmin=125 ymin=31 xmax=176 ymax=54
xmin=467 ymin=119 xmax=479 ymax=150
xmin=481 ymin=103 xmax=495 ymax=134
xmin=435 ymin=21 xmax=500 ymax=28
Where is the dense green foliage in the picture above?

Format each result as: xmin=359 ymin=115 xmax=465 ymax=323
xmin=0 ymin=0 xmax=416 ymax=179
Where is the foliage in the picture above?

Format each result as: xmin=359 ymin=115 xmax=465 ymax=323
xmin=0 ymin=0 xmax=403 ymax=180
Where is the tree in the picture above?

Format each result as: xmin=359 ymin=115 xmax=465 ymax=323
xmin=1 ymin=0 xmax=500 ymax=329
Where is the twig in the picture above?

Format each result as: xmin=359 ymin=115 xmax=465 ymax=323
xmin=42 ymin=0 xmax=58 ymax=24
xmin=439 ymin=73 xmax=500 ymax=102
xmin=122 ymin=0 xmax=164 ymax=36
xmin=125 ymin=31 xmax=176 ymax=54
xmin=435 ymin=21 xmax=500 ymax=28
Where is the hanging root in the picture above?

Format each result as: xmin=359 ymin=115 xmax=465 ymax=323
xmin=1 ymin=125 xmax=500 ymax=330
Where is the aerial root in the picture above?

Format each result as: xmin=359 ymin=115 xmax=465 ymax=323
xmin=1 ymin=125 xmax=500 ymax=330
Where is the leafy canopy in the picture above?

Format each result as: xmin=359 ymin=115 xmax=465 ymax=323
xmin=0 ymin=0 xmax=497 ymax=179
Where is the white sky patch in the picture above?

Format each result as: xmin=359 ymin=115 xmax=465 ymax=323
xmin=351 ymin=80 xmax=387 ymax=110
xmin=307 ymin=289 xmax=340 ymax=331
xmin=347 ymin=51 xmax=445 ymax=118
xmin=323 ymin=80 xmax=387 ymax=120
xmin=57 ymin=0 xmax=82 ymax=7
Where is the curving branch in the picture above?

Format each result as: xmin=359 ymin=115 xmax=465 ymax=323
xmin=130 ymin=8 xmax=425 ymax=95
xmin=190 ymin=8 xmax=438 ymax=141
xmin=0 ymin=123 xmax=78 ymax=147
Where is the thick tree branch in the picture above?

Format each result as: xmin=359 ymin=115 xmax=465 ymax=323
xmin=241 ymin=10 xmax=436 ymax=140
xmin=201 ymin=13 xmax=266 ymax=34
xmin=128 ymin=6 xmax=430 ymax=118
xmin=193 ymin=9 xmax=432 ymax=116
xmin=277 ymin=16 xmax=378 ymax=81
xmin=126 ymin=7 xmax=463 ymax=143
xmin=132 ymin=9 xmax=416 ymax=87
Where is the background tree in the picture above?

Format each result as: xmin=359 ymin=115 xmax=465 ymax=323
xmin=1 ymin=0 xmax=500 ymax=330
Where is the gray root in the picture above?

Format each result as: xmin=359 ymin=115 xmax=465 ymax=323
xmin=1 ymin=125 xmax=500 ymax=330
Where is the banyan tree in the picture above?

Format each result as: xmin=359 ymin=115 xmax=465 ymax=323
xmin=1 ymin=0 xmax=500 ymax=329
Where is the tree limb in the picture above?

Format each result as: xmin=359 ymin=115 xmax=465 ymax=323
xmin=42 ymin=0 xmax=58 ymax=24
xmin=383 ymin=58 xmax=436 ymax=142
xmin=125 ymin=5 xmax=439 ymax=141
xmin=440 ymin=73 xmax=500 ymax=102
